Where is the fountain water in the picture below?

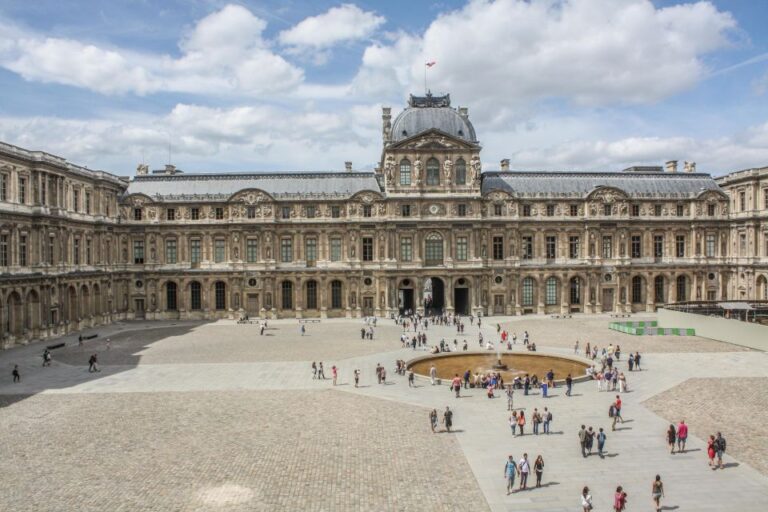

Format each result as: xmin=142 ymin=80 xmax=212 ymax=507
xmin=492 ymin=340 xmax=508 ymax=370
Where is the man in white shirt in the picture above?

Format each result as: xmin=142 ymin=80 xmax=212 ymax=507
xmin=518 ymin=453 xmax=530 ymax=490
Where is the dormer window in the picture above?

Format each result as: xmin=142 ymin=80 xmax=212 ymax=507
xmin=426 ymin=158 xmax=440 ymax=186
xmin=458 ymin=129 xmax=464 ymax=136
xmin=402 ymin=130 xmax=408 ymax=137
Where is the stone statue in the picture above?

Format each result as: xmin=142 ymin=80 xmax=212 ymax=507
xmin=413 ymin=158 xmax=423 ymax=184
xmin=384 ymin=155 xmax=395 ymax=184
xmin=470 ymin=155 xmax=481 ymax=182
xmin=443 ymin=159 xmax=453 ymax=180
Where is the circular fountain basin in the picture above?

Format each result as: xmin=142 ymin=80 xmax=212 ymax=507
xmin=407 ymin=351 xmax=592 ymax=385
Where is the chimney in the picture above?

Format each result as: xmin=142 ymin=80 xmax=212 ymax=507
xmin=136 ymin=164 xmax=149 ymax=176
xmin=458 ymin=106 xmax=469 ymax=119
xmin=684 ymin=161 xmax=696 ymax=173
xmin=165 ymin=164 xmax=177 ymax=175
xmin=665 ymin=160 xmax=678 ymax=173
xmin=345 ymin=161 xmax=353 ymax=172
xmin=382 ymin=107 xmax=392 ymax=143
xmin=500 ymin=158 xmax=510 ymax=171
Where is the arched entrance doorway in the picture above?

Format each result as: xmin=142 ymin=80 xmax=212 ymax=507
xmin=398 ymin=279 xmax=414 ymax=315
xmin=424 ymin=277 xmax=445 ymax=316
xmin=453 ymin=278 xmax=470 ymax=316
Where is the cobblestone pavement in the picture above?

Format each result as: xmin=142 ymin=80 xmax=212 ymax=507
xmin=498 ymin=315 xmax=749 ymax=353
xmin=644 ymin=377 xmax=768 ymax=476
xmin=0 ymin=390 xmax=487 ymax=512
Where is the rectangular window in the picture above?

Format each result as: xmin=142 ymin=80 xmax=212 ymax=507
xmin=133 ymin=240 xmax=144 ymax=264
xmin=133 ymin=208 xmax=142 ymax=221
xmin=739 ymin=191 xmax=746 ymax=211
xmin=215 ymin=207 xmax=224 ymax=220
xmin=631 ymin=235 xmax=641 ymax=258
xmin=330 ymin=238 xmax=342 ymax=262
xmin=707 ymin=204 xmax=716 ymax=216
xmin=246 ymin=239 xmax=258 ymax=263
xmin=654 ymin=204 xmax=662 ymax=216
xmin=400 ymin=237 xmax=413 ymax=261
xmin=190 ymin=239 xmax=201 ymax=263
xmin=281 ymin=238 xmax=293 ymax=262
xmin=546 ymin=204 xmax=555 ymax=217
xmin=546 ymin=235 xmax=556 ymax=259
xmin=739 ymin=233 xmax=746 ymax=255
xmin=41 ymin=179 xmax=46 ymax=205
xmin=48 ymin=236 xmax=55 ymax=264
xmin=0 ymin=174 xmax=6 ymax=201
xmin=457 ymin=204 xmax=467 ymax=217
xmin=492 ymin=236 xmax=504 ymax=260
xmin=282 ymin=206 xmax=291 ymax=219
xmin=331 ymin=206 xmax=340 ymax=218
xmin=705 ymin=234 xmax=715 ymax=258
xmin=400 ymin=160 xmax=411 ymax=185
xmin=85 ymin=239 xmax=91 ymax=264
xmin=522 ymin=279 xmax=534 ymax=306
xmin=362 ymin=205 xmax=372 ymax=217
xmin=569 ymin=236 xmax=580 ymax=259
xmin=545 ymin=279 xmax=557 ymax=305
xmin=676 ymin=235 xmax=686 ymax=258
xmin=570 ymin=204 xmax=579 ymax=217
xmin=654 ymin=235 xmax=664 ymax=258
xmin=247 ymin=206 xmax=256 ymax=219
xmin=18 ymin=177 xmax=26 ymax=204
xmin=401 ymin=204 xmax=411 ymax=217
xmin=602 ymin=236 xmax=613 ymax=259
xmin=456 ymin=237 xmax=467 ymax=261
xmin=362 ymin=237 xmax=374 ymax=261
xmin=676 ymin=204 xmax=684 ymax=217
xmin=764 ymin=189 xmax=768 ymax=208
xmin=214 ymin=239 xmax=225 ymax=262
xmin=522 ymin=204 xmax=531 ymax=217
xmin=166 ymin=208 xmax=176 ymax=221
xmin=603 ymin=204 xmax=612 ymax=216
xmin=191 ymin=208 xmax=200 ymax=220
xmin=631 ymin=204 xmax=640 ymax=217
xmin=19 ymin=235 xmax=27 ymax=266
xmin=85 ymin=192 xmax=91 ymax=214
xmin=0 ymin=235 xmax=8 ymax=266
xmin=494 ymin=204 xmax=503 ymax=216
xmin=166 ymin=239 xmax=177 ymax=264
xmin=305 ymin=238 xmax=317 ymax=264
xmin=73 ymin=190 xmax=80 ymax=212
xmin=522 ymin=236 xmax=533 ymax=259
xmin=306 ymin=205 xmax=316 ymax=218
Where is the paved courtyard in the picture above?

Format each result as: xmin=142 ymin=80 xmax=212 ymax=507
xmin=1 ymin=314 xmax=767 ymax=511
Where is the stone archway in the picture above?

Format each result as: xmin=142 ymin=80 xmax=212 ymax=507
xmin=398 ymin=278 xmax=415 ymax=315
xmin=6 ymin=291 xmax=23 ymax=338
xmin=25 ymin=289 xmax=41 ymax=333
xmin=424 ymin=277 xmax=445 ymax=316
xmin=453 ymin=277 xmax=471 ymax=316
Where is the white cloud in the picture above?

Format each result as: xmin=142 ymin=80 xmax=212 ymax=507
xmin=352 ymin=0 xmax=737 ymax=114
xmin=279 ymin=4 xmax=385 ymax=61
xmin=0 ymin=4 xmax=303 ymax=96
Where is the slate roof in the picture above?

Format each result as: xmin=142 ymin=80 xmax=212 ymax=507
xmin=125 ymin=172 xmax=383 ymax=202
xmin=481 ymin=171 xmax=724 ymax=199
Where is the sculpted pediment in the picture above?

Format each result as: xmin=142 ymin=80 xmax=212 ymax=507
xmin=123 ymin=193 xmax=154 ymax=207
xmin=586 ymin=186 xmax=627 ymax=202
xmin=389 ymin=129 xmax=478 ymax=151
xmin=229 ymin=188 xmax=273 ymax=204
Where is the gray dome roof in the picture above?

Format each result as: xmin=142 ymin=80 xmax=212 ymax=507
xmin=390 ymin=94 xmax=477 ymax=143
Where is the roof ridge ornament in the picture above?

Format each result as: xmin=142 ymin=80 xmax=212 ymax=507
xmin=408 ymin=92 xmax=451 ymax=108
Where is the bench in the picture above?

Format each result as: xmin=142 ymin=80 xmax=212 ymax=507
xmin=299 ymin=319 xmax=321 ymax=324
xmin=46 ymin=342 xmax=65 ymax=350
xmin=81 ymin=334 xmax=98 ymax=340
xmin=237 ymin=319 xmax=259 ymax=324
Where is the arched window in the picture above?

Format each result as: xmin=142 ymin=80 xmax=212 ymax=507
xmin=190 ymin=281 xmax=202 ymax=310
xmin=676 ymin=275 xmax=687 ymax=302
xmin=426 ymin=158 xmax=440 ymax=186
xmin=522 ymin=277 xmax=534 ymax=306
xmin=631 ymin=276 xmax=643 ymax=304
xmin=399 ymin=159 xmax=411 ymax=186
xmin=545 ymin=277 xmax=558 ymax=305
xmin=281 ymin=281 xmax=293 ymax=310
xmin=166 ymin=282 xmax=178 ymax=311
xmin=654 ymin=276 xmax=665 ymax=303
xmin=570 ymin=277 xmax=581 ymax=305
xmin=306 ymin=280 xmax=318 ymax=309
xmin=331 ymin=280 xmax=343 ymax=309
xmin=214 ymin=281 xmax=226 ymax=310
xmin=425 ymin=232 xmax=444 ymax=266
xmin=455 ymin=158 xmax=466 ymax=185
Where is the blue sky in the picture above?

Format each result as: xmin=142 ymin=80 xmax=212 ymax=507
xmin=1 ymin=0 xmax=767 ymax=175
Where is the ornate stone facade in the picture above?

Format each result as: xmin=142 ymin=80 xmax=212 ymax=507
xmin=1 ymin=93 xmax=766 ymax=347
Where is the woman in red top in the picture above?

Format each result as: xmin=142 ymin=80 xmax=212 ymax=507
xmin=707 ymin=435 xmax=716 ymax=467
xmin=613 ymin=485 xmax=628 ymax=511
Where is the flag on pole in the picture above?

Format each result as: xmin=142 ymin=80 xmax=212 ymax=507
xmin=426 ymin=61 xmax=436 ymax=67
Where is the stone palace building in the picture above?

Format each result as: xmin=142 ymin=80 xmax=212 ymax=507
xmin=1 ymin=93 xmax=767 ymax=346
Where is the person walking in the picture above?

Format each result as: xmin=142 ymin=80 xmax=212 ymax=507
xmin=667 ymin=424 xmax=677 ymax=454
xmin=42 ymin=349 xmax=52 ymax=367
xmin=707 ymin=435 xmax=716 ymax=468
xmin=331 ymin=365 xmax=338 ymax=386
xmin=429 ymin=409 xmax=438 ymax=433
xmin=652 ymin=474 xmax=665 ymax=512
xmin=506 ymin=385 xmax=514 ymax=410
xmin=574 ymin=340 xmax=579 ymax=354
xmin=353 ymin=369 xmax=360 ymax=387
xmin=443 ymin=406 xmax=453 ymax=433
xmin=566 ymin=373 xmax=573 ymax=397
xmin=430 ymin=365 xmax=437 ymax=385
xmin=88 ymin=354 xmax=100 ymax=373
xmin=12 ymin=364 xmax=20 ymax=383
xmin=612 ymin=396 xmax=624 ymax=430
xmin=581 ymin=486 xmax=593 ymax=512
xmin=532 ymin=408 xmax=541 ymax=435
xmin=317 ymin=362 xmax=325 ymax=380
xmin=311 ymin=361 xmax=317 ymax=379
xmin=614 ymin=486 xmax=628 ymax=511
xmin=634 ymin=351 xmax=641 ymax=370
xmin=714 ymin=432 xmax=727 ymax=469
xmin=597 ymin=428 xmax=607 ymax=457
xmin=463 ymin=369 xmax=471 ymax=389
xmin=452 ymin=374 xmax=462 ymax=398
xmin=517 ymin=410 xmax=526 ymax=436
xmin=300 ymin=324 xmax=306 ymax=336
xmin=518 ymin=453 xmax=530 ymax=490
xmin=509 ymin=411 xmax=518 ymax=436
xmin=579 ymin=425 xmax=588 ymax=458
xmin=534 ymin=455 xmax=544 ymax=487
xmin=586 ymin=427 xmax=595 ymax=455
xmin=504 ymin=455 xmax=517 ymax=495
xmin=677 ymin=420 xmax=688 ymax=453
xmin=543 ymin=407 xmax=552 ymax=434
xmin=408 ymin=370 xmax=415 ymax=387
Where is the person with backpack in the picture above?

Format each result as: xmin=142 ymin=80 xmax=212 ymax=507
xmin=518 ymin=453 xmax=530 ymax=490
xmin=504 ymin=455 xmax=517 ymax=495
xmin=714 ymin=432 xmax=727 ymax=469
xmin=532 ymin=408 xmax=541 ymax=435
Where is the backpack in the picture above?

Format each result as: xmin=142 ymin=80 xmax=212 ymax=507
xmin=609 ymin=405 xmax=616 ymax=418
xmin=547 ymin=411 xmax=553 ymax=421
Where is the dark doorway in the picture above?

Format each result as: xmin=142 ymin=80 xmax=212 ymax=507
xmin=454 ymin=287 xmax=469 ymax=315
xmin=399 ymin=288 xmax=414 ymax=315
xmin=424 ymin=277 xmax=445 ymax=316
